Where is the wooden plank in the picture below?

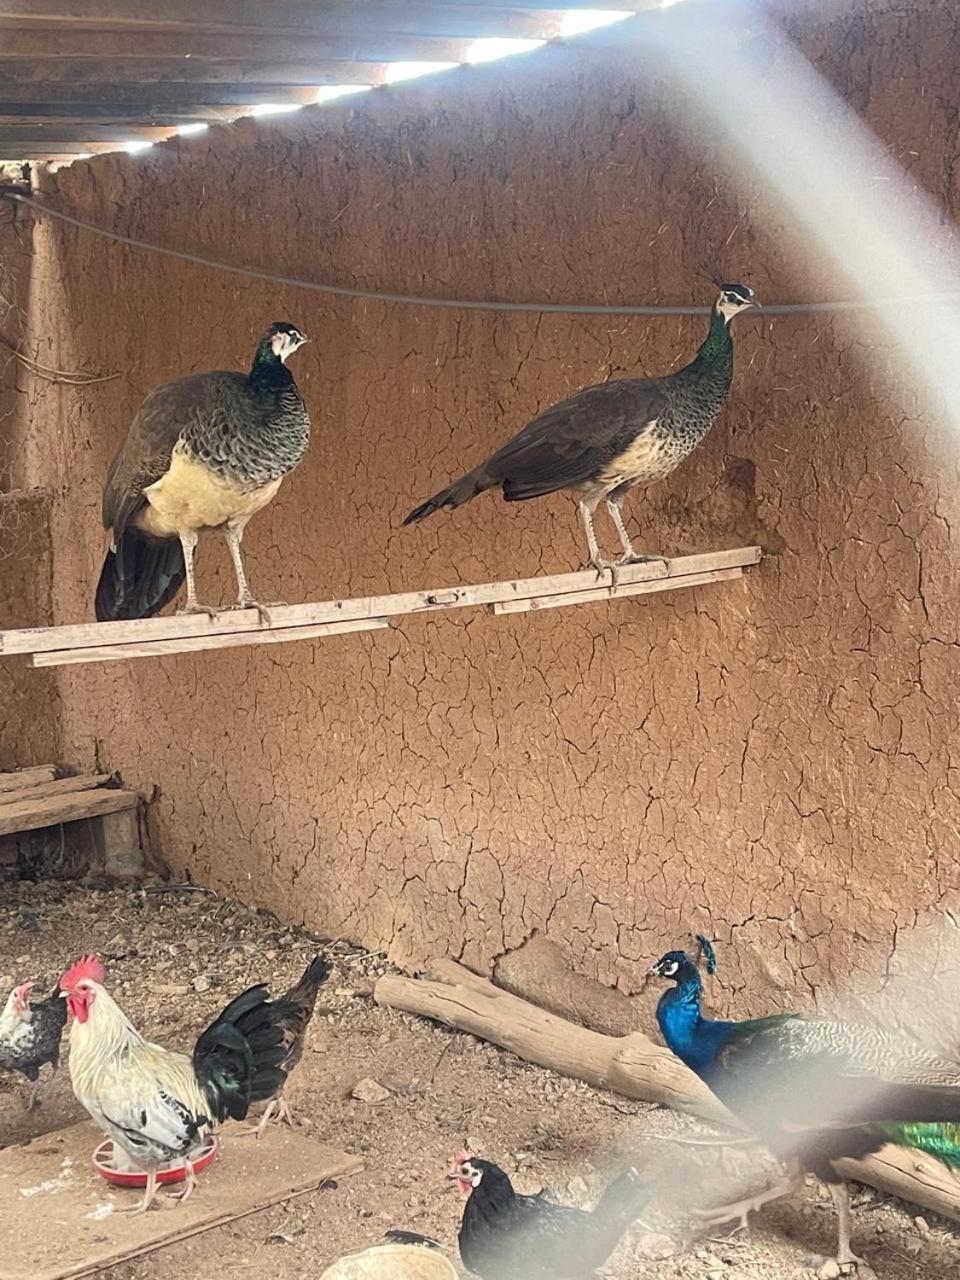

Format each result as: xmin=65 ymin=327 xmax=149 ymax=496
xmin=0 ymin=57 xmax=386 ymax=85
xmin=0 ymin=763 xmax=57 ymax=792
xmin=0 ymin=1121 xmax=362 ymax=1280
xmin=491 ymin=566 xmax=746 ymax=614
xmin=0 ymin=124 xmax=174 ymax=141
xmin=0 ymin=772 xmax=108 ymax=801
xmin=0 ymin=109 xmax=236 ymax=125
xmin=0 ymin=786 xmax=138 ymax=836
xmin=0 ymin=3 xmax=557 ymax=39
xmin=0 ymin=548 xmax=762 ymax=658
xmin=34 ymin=616 xmax=390 ymax=667
xmin=0 ymin=85 xmax=324 ymax=106
xmin=0 ymin=27 xmax=469 ymax=63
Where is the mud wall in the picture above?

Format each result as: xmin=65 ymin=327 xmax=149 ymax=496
xmin=8 ymin=1 xmax=960 ymax=1009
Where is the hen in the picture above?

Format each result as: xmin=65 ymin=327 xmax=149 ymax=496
xmin=449 ymin=1150 xmax=646 ymax=1279
xmin=247 ymin=953 xmax=330 ymax=1136
xmin=0 ymin=979 xmax=67 ymax=1110
xmin=61 ymin=954 xmax=295 ymax=1211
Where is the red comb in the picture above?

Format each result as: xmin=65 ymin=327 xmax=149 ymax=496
xmin=61 ymin=954 xmax=106 ymax=989
xmin=452 ymin=1147 xmax=475 ymax=1169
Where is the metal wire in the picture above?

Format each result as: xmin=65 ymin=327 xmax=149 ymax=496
xmin=4 ymin=188 xmax=957 ymax=317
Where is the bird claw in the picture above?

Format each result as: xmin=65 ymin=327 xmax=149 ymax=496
xmin=177 ymin=601 xmax=219 ymax=620
xmin=230 ymin=597 xmax=285 ymax=626
xmin=692 ymin=1179 xmax=798 ymax=1234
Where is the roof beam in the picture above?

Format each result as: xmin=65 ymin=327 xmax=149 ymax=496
xmin=0 ymin=27 xmax=470 ymax=63
xmin=0 ymin=84 xmax=322 ymax=106
xmin=0 ymin=2 xmax=558 ymax=39
xmin=0 ymin=106 xmax=240 ymax=124
xmin=0 ymin=124 xmax=175 ymax=141
xmin=0 ymin=57 xmax=387 ymax=85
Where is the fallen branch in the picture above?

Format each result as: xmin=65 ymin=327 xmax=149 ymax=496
xmin=374 ymin=959 xmax=960 ymax=1226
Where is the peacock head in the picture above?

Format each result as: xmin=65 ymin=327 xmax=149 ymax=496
xmin=264 ymin=321 xmax=309 ymax=363
xmin=714 ymin=282 xmax=759 ymax=323
xmin=60 ymin=954 xmax=106 ymax=1024
xmin=648 ymin=949 xmax=700 ymax=984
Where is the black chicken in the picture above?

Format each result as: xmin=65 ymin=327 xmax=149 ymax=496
xmin=0 ymin=979 xmax=68 ymax=1110
xmin=448 ymin=1151 xmax=647 ymax=1279
xmin=247 ymin=953 xmax=330 ymax=1137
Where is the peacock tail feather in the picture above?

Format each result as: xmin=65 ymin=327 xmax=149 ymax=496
xmin=884 ymin=1121 xmax=960 ymax=1169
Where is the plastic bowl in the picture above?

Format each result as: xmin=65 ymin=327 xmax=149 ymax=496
xmin=92 ymin=1135 xmax=218 ymax=1187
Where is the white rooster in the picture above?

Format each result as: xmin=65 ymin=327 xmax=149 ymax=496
xmin=61 ymin=954 xmax=294 ymax=1211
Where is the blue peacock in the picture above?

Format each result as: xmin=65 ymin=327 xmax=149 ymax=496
xmin=650 ymin=937 xmax=960 ymax=1272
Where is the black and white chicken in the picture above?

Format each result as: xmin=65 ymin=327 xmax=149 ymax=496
xmin=449 ymin=1150 xmax=647 ymax=1279
xmin=0 ymin=979 xmax=68 ymax=1110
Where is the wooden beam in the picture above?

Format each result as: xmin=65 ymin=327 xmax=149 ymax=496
xmin=0 ymin=772 xmax=108 ymax=802
xmin=0 ymin=142 xmax=120 ymax=155
xmin=0 ymin=124 xmax=174 ymax=141
xmin=0 ymin=85 xmax=325 ymax=106
xmin=0 ymin=58 xmax=386 ymax=85
xmin=0 ymin=786 xmax=138 ymax=837
xmin=491 ymin=566 xmax=746 ymax=615
xmin=0 ymin=109 xmax=237 ymax=125
xmin=0 ymin=2 xmax=558 ymax=39
xmin=0 ymin=27 xmax=469 ymax=64
xmin=0 ymin=548 xmax=763 ymax=668
xmin=35 ymin=616 xmax=390 ymax=667
xmin=0 ymin=764 xmax=57 ymax=793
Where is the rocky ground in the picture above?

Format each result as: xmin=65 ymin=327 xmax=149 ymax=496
xmin=1 ymin=877 xmax=958 ymax=1279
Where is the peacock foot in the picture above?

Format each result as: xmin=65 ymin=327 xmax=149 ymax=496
xmin=692 ymin=1175 xmax=800 ymax=1234
xmin=177 ymin=601 xmax=220 ymax=620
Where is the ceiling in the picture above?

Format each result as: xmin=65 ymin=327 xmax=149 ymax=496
xmin=0 ymin=2 xmax=653 ymax=163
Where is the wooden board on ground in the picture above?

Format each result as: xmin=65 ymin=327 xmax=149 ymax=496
xmin=0 ymin=1121 xmax=363 ymax=1280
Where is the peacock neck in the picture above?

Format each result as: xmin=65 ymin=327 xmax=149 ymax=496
xmin=248 ymin=343 xmax=295 ymax=392
xmin=673 ymin=306 xmax=734 ymax=386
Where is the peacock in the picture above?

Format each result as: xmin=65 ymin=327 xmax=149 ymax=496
xmin=650 ymin=938 xmax=960 ymax=1272
xmin=404 ymin=284 xmax=759 ymax=574
xmin=95 ymin=322 xmax=310 ymax=623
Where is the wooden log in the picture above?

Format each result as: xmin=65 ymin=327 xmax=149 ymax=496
xmin=0 ymin=787 xmax=138 ymax=837
xmin=0 ymin=547 xmax=763 ymax=660
xmin=0 ymin=764 xmax=57 ymax=793
xmin=374 ymin=962 xmax=736 ymax=1127
xmin=0 ymin=773 xmax=108 ymax=802
xmin=375 ymin=962 xmax=960 ymax=1225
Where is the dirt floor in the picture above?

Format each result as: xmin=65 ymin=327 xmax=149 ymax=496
xmin=1 ymin=878 xmax=958 ymax=1280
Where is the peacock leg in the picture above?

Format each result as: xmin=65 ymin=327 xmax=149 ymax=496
xmin=607 ymin=492 xmax=668 ymax=570
xmin=828 ymin=1180 xmax=865 ymax=1272
xmin=692 ymin=1161 xmax=803 ymax=1233
xmin=176 ymin=528 xmax=218 ymax=619
xmin=223 ymin=523 xmax=280 ymax=626
xmin=578 ymin=495 xmax=617 ymax=582
xmin=25 ymin=1079 xmax=41 ymax=1111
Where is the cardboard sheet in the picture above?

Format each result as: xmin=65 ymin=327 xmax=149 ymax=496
xmin=0 ymin=1121 xmax=362 ymax=1279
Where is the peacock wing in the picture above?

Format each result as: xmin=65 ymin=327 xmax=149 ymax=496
xmin=481 ymin=377 xmax=668 ymax=499
xmin=101 ymin=370 xmax=244 ymax=536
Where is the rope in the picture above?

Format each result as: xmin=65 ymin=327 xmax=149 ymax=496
xmin=3 ymin=189 xmax=955 ymax=318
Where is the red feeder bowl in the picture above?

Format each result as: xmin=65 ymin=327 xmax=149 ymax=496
xmin=92 ymin=1135 xmax=218 ymax=1187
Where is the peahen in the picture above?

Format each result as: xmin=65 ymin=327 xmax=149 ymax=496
xmin=95 ymin=322 xmax=309 ymax=623
xmin=650 ymin=938 xmax=960 ymax=1271
xmin=404 ymin=284 xmax=759 ymax=573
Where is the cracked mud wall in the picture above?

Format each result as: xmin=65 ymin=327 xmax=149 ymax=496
xmin=8 ymin=0 xmax=960 ymax=1011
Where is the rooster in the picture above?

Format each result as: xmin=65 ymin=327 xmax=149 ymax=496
xmin=246 ymin=953 xmax=330 ymax=1137
xmin=392 ymin=1150 xmax=647 ymax=1279
xmin=60 ymin=954 xmax=295 ymax=1212
xmin=0 ymin=979 xmax=67 ymax=1110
